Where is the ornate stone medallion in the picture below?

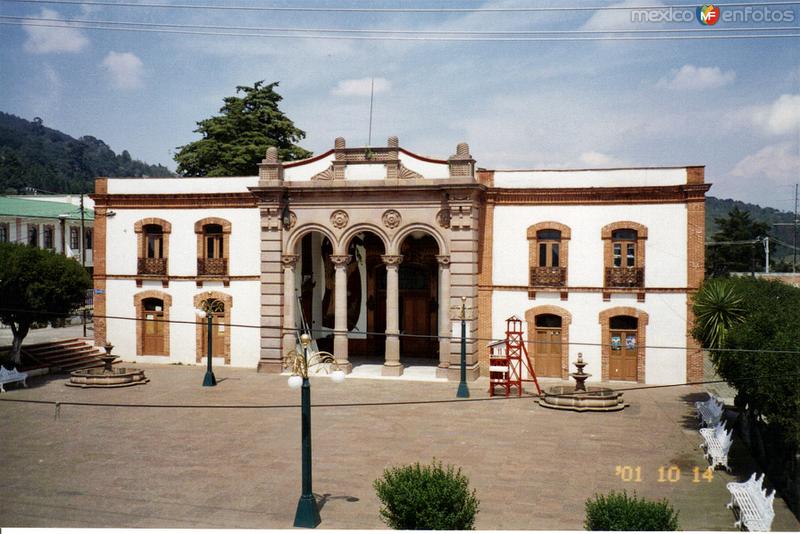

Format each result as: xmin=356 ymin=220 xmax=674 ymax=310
xmin=330 ymin=210 xmax=349 ymax=229
xmin=382 ymin=209 xmax=402 ymax=230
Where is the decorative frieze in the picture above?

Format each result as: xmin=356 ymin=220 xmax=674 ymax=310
xmin=329 ymin=254 xmax=352 ymax=266
xmin=281 ymin=254 xmax=299 ymax=268
xmin=381 ymin=254 xmax=403 ymax=266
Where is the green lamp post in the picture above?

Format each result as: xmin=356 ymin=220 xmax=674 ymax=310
xmin=284 ymin=334 xmax=345 ymax=528
xmin=456 ymin=296 xmax=470 ymax=398
xmin=196 ymin=300 xmax=224 ymax=387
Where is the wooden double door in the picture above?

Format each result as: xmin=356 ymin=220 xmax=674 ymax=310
xmin=201 ymin=306 xmax=225 ymax=358
xmin=532 ymin=314 xmax=562 ymax=377
xmin=609 ymin=316 xmax=638 ymax=381
xmin=142 ymin=298 xmax=167 ymax=355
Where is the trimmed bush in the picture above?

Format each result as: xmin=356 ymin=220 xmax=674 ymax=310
xmin=373 ymin=460 xmax=479 ymax=530
xmin=585 ymin=491 xmax=679 ymax=531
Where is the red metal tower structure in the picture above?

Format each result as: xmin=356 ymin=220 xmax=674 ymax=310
xmin=489 ymin=316 xmax=541 ymax=397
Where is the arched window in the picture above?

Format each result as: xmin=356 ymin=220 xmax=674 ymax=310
xmin=602 ymin=222 xmax=647 ymax=288
xmin=195 ymin=218 xmax=231 ymax=277
xmin=135 ymin=218 xmax=172 ymax=277
xmin=527 ymin=223 xmax=571 ymax=288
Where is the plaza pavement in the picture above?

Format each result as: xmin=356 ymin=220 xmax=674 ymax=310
xmin=1 ymin=363 xmax=798 ymax=530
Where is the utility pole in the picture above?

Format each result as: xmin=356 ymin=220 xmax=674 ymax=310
xmin=795 ymin=184 xmax=798 ymax=274
xmin=80 ymin=193 xmax=86 ymax=337
xmin=763 ymin=237 xmax=770 ymax=274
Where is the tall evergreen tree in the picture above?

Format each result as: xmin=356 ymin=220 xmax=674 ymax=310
xmin=174 ymin=81 xmax=312 ymax=176
xmin=706 ymin=207 xmax=772 ymax=275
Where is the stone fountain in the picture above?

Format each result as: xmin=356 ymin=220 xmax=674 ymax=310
xmin=537 ymin=353 xmax=625 ymax=412
xmin=67 ymin=342 xmax=149 ymax=388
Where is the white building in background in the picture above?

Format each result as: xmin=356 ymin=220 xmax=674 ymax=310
xmin=0 ymin=195 xmax=95 ymax=270
xmin=92 ymin=137 xmax=709 ymax=384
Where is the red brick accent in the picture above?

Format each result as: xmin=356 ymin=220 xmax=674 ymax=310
xmin=477 ymin=196 xmax=494 ymax=376
xmin=686 ymin=172 xmax=706 ymax=382
xmin=488 ymin=184 xmax=710 ymax=205
xmin=93 ymin=195 xmax=108 ymax=346
xmin=527 ymin=221 xmax=571 ymax=287
xmin=92 ymin=193 xmax=257 ymax=209
xmin=524 ymin=305 xmax=572 ymax=379
xmin=598 ymin=307 xmax=649 ymax=383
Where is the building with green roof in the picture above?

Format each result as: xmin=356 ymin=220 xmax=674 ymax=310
xmin=0 ymin=195 xmax=95 ymax=269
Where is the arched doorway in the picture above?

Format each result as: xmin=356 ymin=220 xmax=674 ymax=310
xmin=397 ymin=232 xmax=439 ymax=359
xmin=296 ymin=231 xmax=336 ymax=353
xmin=344 ymin=231 xmax=386 ymax=359
xmin=142 ymin=297 xmax=166 ymax=355
xmin=532 ymin=314 xmax=562 ymax=377
xmin=609 ymin=316 xmax=638 ymax=381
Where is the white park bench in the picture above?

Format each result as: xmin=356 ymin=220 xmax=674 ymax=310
xmin=695 ymin=394 xmax=725 ymax=427
xmin=0 ymin=365 xmax=28 ymax=393
xmin=699 ymin=421 xmax=733 ymax=471
xmin=726 ymin=472 xmax=775 ymax=531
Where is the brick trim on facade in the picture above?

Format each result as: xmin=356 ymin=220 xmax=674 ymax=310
xmin=488 ymin=184 xmax=710 ymax=205
xmin=92 ymin=201 xmax=108 ymax=346
xmin=477 ymin=197 xmax=494 ymax=376
xmin=133 ymin=290 xmax=172 ymax=356
xmin=93 ymin=193 xmax=258 ymax=209
xmin=524 ymin=305 xmax=572 ymax=380
xmin=193 ymin=291 xmax=233 ymax=365
xmin=685 ymin=167 xmax=706 ymax=382
xmin=602 ymin=221 xmax=648 ymax=288
xmin=598 ymin=306 xmax=649 ymax=383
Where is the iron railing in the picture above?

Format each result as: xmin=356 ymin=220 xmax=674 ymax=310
xmin=605 ymin=267 xmax=644 ymax=288
xmin=529 ymin=266 xmax=567 ymax=287
xmin=198 ymin=257 xmax=228 ymax=276
xmin=137 ymin=257 xmax=167 ymax=275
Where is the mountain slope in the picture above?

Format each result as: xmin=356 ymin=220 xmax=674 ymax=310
xmin=0 ymin=112 xmax=173 ymax=194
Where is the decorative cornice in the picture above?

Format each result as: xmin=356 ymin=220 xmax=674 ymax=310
xmin=398 ymin=163 xmax=423 ymax=180
xmin=381 ymin=254 xmax=403 ymax=266
xmin=310 ymin=165 xmax=335 ymax=181
xmin=487 ymin=184 xmax=711 ymax=205
xmin=92 ymin=193 xmax=258 ymax=209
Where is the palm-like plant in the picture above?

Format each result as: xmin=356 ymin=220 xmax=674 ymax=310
xmin=692 ymin=278 xmax=746 ymax=349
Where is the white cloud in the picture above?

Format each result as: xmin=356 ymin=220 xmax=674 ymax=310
xmin=751 ymin=94 xmax=800 ymax=136
xmin=332 ymin=77 xmax=391 ymax=97
xmin=731 ymin=142 xmax=800 ymax=181
xmin=656 ymin=65 xmax=735 ymax=91
xmin=102 ymin=51 xmax=145 ymax=89
xmin=579 ymin=151 xmax=630 ymax=167
xmin=23 ymin=8 xmax=88 ymax=54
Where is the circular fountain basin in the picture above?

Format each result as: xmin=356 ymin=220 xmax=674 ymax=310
xmin=538 ymin=385 xmax=626 ymax=412
xmin=67 ymin=367 xmax=149 ymax=388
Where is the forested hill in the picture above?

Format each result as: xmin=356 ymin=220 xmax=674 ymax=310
xmin=0 ymin=112 xmax=173 ymax=194
xmin=707 ymin=196 xmax=796 ymax=235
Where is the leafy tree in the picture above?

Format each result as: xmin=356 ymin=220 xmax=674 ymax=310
xmin=0 ymin=243 xmax=91 ymax=366
xmin=174 ymin=81 xmax=312 ymax=177
xmin=706 ymin=207 xmax=772 ymax=276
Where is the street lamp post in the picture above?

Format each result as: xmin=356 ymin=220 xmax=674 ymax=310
xmin=196 ymin=302 xmax=222 ymax=387
xmin=457 ymin=296 xmax=470 ymax=398
xmin=285 ymin=334 xmax=345 ymax=528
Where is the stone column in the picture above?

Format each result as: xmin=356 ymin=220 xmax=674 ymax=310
xmin=281 ymin=254 xmax=299 ymax=359
xmin=436 ymin=255 xmax=451 ymax=378
xmin=330 ymin=254 xmax=352 ymax=373
xmin=381 ymin=254 xmax=403 ymax=376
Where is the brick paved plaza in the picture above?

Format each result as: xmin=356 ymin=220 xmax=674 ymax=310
xmin=1 ymin=363 xmax=798 ymax=530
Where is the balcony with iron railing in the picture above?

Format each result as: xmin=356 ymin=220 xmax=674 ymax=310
xmin=198 ymin=257 xmax=228 ymax=276
xmin=137 ymin=257 xmax=167 ymax=275
xmin=604 ymin=267 xmax=644 ymax=288
xmin=529 ymin=266 xmax=567 ymax=287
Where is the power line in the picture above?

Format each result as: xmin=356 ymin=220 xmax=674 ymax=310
xmin=3 ymin=306 xmax=800 ymax=355
xmin=4 ymin=14 xmax=800 ymax=36
xmin=4 ymin=0 xmax=800 ymax=14
xmin=4 ymin=19 xmax=800 ymax=41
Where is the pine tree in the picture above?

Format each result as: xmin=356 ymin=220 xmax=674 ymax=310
xmin=174 ymin=81 xmax=311 ymax=176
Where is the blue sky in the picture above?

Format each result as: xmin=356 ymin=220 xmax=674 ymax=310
xmin=0 ymin=0 xmax=798 ymax=210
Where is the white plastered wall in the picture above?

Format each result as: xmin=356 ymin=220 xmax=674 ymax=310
xmin=103 ymin=204 xmax=262 ymax=367
xmin=491 ymin=290 xmax=687 ymax=385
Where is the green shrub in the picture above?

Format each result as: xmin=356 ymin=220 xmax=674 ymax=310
xmin=585 ymin=491 xmax=679 ymax=531
xmin=373 ymin=460 xmax=479 ymax=530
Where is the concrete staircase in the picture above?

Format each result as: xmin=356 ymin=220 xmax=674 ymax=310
xmin=21 ymin=338 xmax=107 ymax=373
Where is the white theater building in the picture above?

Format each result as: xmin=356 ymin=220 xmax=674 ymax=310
xmin=92 ymin=136 xmax=709 ymax=384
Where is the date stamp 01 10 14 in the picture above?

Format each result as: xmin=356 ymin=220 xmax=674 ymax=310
xmin=615 ymin=465 xmax=715 ymax=484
